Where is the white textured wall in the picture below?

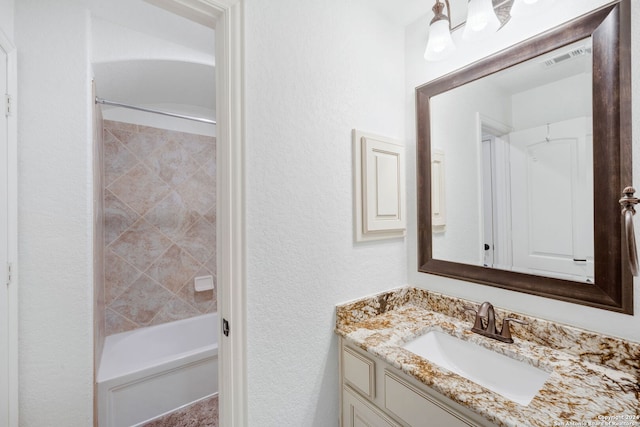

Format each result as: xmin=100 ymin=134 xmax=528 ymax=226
xmin=0 ymin=0 xmax=12 ymax=39
xmin=15 ymin=1 xmax=94 ymax=425
xmin=244 ymin=0 xmax=407 ymax=425
xmin=406 ymin=0 xmax=640 ymax=342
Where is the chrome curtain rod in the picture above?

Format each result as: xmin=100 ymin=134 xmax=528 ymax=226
xmin=95 ymin=97 xmax=216 ymax=125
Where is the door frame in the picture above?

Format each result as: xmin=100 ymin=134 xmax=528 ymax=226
xmin=478 ymin=114 xmax=512 ymax=271
xmin=0 ymin=26 xmax=18 ymax=427
xmin=144 ymin=1 xmax=246 ymax=425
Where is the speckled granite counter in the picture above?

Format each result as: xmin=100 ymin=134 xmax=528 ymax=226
xmin=335 ymin=287 xmax=640 ymax=427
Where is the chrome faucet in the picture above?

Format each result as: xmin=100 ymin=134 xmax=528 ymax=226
xmin=466 ymin=301 xmax=528 ymax=344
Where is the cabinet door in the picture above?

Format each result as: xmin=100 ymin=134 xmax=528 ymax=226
xmin=343 ymin=387 xmax=400 ymax=427
xmin=384 ymin=373 xmax=477 ymax=427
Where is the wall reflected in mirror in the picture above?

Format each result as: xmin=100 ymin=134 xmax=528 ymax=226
xmin=430 ymin=37 xmax=594 ymax=283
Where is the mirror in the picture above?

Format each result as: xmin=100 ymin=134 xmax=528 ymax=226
xmin=431 ymin=37 xmax=594 ymax=282
xmin=417 ymin=0 xmax=633 ymax=313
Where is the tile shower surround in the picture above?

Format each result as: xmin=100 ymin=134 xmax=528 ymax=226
xmin=103 ymin=120 xmax=217 ymax=335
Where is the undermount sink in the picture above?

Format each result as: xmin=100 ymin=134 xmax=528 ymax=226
xmin=402 ymin=331 xmax=551 ymax=406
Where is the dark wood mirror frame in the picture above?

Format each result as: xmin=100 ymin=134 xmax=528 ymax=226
xmin=417 ymin=0 xmax=632 ymax=314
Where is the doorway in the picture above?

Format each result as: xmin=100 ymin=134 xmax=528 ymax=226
xmin=90 ymin=1 xmax=245 ymax=425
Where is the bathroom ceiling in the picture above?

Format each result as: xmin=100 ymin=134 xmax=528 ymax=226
xmin=88 ymin=0 xmax=215 ymax=54
xmin=89 ymin=0 xmax=216 ymax=117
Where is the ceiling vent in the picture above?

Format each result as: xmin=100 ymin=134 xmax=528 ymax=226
xmin=542 ymin=46 xmax=592 ymax=68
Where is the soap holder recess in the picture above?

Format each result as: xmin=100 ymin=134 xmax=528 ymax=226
xmin=194 ymin=275 xmax=215 ymax=292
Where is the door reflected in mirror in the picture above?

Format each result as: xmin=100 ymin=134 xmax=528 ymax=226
xmin=431 ymin=38 xmax=595 ymax=283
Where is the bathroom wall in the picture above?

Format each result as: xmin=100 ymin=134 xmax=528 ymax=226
xmin=103 ymin=120 xmax=216 ymax=335
xmin=244 ymin=0 xmax=407 ymax=425
xmin=15 ymin=0 xmax=94 ymax=425
xmin=0 ymin=0 xmax=12 ymax=37
xmin=405 ymin=0 xmax=640 ymax=342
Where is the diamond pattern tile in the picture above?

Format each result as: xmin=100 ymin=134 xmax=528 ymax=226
xmin=108 ymin=218 xmax=172 ymax=272
xmin=177 ymin=217 xmax=216 ymax=263
xmin=105 ymin=249 xmax=142 ymax=304
xmin=146 ymin=244 xmax=201 ymax=293
xmin=105 ymin=308 xmax=138 ymax=336
xmin=179 ymin=135 xmax=216 ymax=166
xmin=145 ymin=191 xmax=201 ymax=242
xmin=104 ymin=189 xmax=138 ymax=245
xmin=145 ymin=139 xmax=201 ymax=187
xmin=107 ymin=163 xmax=171 ymax=216
xmin=110 ymin=274 xmax=174 ymax=326
xmin=103 ymin=122 xmax=218 ymax=336
xmin=176 ymin=169 xmax=216 ymax=216
xmin=149 ymin=296 xmax=201 ymax=326
xmin=104 ymin=129 xmax=139 ymax=186
xmin=109 ymin=128 xmax=166 ymax=159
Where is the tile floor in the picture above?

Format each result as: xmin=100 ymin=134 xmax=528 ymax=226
xmin=142 ymin=394 xmax=218 ymax=427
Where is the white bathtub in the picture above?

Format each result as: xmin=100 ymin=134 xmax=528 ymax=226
xmin=97 ymin=313 xmax=218 ymax=427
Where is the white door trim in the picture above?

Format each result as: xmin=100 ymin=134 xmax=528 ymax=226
xmin=211 ymin=2 xmax=246 ymax=426
xmin=0 ymin=26 xmax=18 ymax=427
xmin=147 ymin=1 xmax=247 ymax=426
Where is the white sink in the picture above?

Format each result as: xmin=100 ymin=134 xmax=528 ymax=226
xmin=402 ymin=331 xmax=550 ymax=406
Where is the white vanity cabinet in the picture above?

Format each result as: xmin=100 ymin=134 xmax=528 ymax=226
xmin=343 ymin=386 xmax=400 ymax=427
xmin=339 ymin=338 xmax=495 ymax=427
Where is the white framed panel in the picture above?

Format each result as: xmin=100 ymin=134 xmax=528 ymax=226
xmin=431 ymin=149 xmax=446 ymax=231
xmin=342 ymin=346 xmax=375 ymax=399
xmin=353 ymin=129 xmax=406 ymax=242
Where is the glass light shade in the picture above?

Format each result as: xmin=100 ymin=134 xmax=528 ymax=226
xmin=510 ymin=0 xmax=543 ymax=17
xmin=424 ymin=19 xmax=456 ymax=61
xmin=462 ymin=0 xmax=500 ymax=40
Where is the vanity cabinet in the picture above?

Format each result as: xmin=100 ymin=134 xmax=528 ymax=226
xmin=343 ymin=386 xmax=400 ymax=427
xmin=339 ymin=338 xmax=495 ymax=427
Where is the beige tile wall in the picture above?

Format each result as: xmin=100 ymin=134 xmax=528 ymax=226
xmin=103 ymin=120 xmax=217 ymax=336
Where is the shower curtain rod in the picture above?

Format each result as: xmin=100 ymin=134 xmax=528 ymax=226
xmin=95 ymin=97 xmax=217 ymax=125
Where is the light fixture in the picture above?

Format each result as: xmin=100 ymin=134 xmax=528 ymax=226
xmin=510 ymin=0 xmax=544 ymax=17
xmin=462 ymin=0 xmax=500 ymax=40
xmin=424 ymin=0 xmax=506 ymax=62
xmin=424 ymin=0 xmax=456 ymax=61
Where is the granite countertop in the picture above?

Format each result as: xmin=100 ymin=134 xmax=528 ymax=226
xmin=335 ymin=287 xmax=640 ymax=427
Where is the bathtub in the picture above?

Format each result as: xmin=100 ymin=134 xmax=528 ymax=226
xmin=97 ymin=313 xmax=218 ymax=427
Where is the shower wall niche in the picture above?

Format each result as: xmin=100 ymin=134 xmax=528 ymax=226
xmin=103 ymin=120 xmax=217 ymax=335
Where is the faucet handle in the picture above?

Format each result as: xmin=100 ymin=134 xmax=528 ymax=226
xmin=500 ymin=317 xmax=529 ymax=343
